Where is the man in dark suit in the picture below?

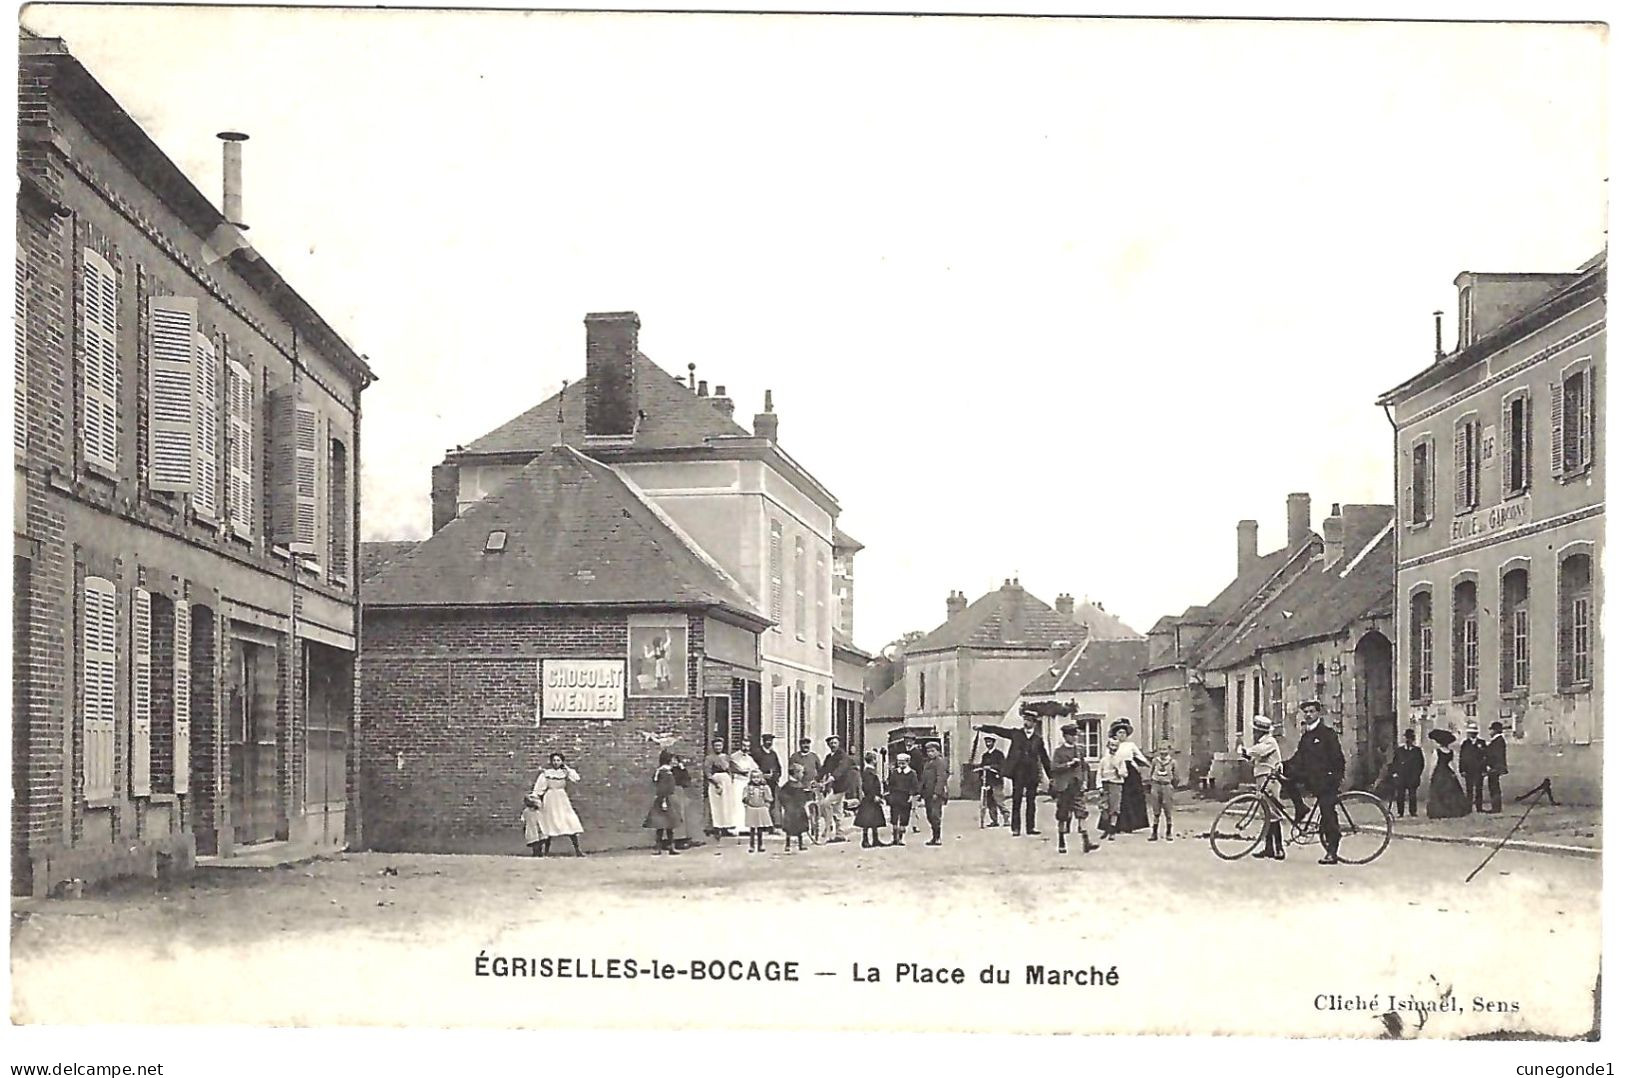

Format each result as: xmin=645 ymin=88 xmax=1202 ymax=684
xmin=975 ymin=736 xmax=1008 ymax=827
xmin=1284 ymin=700 xmax=1345 ymax=865
xmin=1485 ymin=721 xmax=1509 ymax=813
xmin=975 ymin=713 xmax=1052 ymax=837
xmin=1460 ymin=723 xmax=1487 ymax=812
xmin=818 ymin=736 xmax=855 ymax=842
xmin=1386 ymin=727 xmax=1425 ymax=818
xmin=919 ymin=741 xmax=950 ymax=846
xmin=751 ymin=733 xmax=784 ymax=828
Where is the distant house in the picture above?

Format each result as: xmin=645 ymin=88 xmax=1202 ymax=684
xmin=1010 ymin=637 xmax=1151 ymax=787
xmin=904 ymin=579 xmax=1141 ymax=797
xmin=359 ymin=444 xmax=768 ymax=853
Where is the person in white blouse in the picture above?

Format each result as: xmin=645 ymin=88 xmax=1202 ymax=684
xmin=529 ymin=752 xmax=586 ymax=857
xmin=1237 ymin=716 xmax=1285 ymax=860
xmin=1106 ymin=719 xmax=1153 ymax=836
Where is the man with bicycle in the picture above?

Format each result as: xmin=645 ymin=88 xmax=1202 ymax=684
xmin=1281 ymin=699 xmax=1345 ymax=865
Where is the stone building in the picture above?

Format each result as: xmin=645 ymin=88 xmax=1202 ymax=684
xmin=903 ymin=580 xmax=1141 ymax=797
xmin=1009 ymin=637 xmax=1151 ymax=788
xmin=1377 ymin=253 xmax=1604 ymax=805
xmin=360 ymin=444 xmax=768 ymax=852
xmin=412 ymin=310 xmax=861 ymax=776
xmin=13 ymin=34 xmax=374 ymax=894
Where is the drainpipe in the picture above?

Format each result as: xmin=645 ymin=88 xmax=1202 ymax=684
xmin=1383 ymin=401 xmax=1402 ymax=735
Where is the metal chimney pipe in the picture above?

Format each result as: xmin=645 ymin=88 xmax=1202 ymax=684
xmin=218 ymin=131 xmax=249 ymax=229
xmin=1433 ymin=310 xmax=1444 ymax=361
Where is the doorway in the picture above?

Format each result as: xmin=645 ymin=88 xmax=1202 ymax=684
xmin=1354 ymin=631 xmax=1396 ymax=788
xmin=227 ymin=634 xmax=282 ymax=845
xmin=304 ymin=643 xmax=352 ymax=849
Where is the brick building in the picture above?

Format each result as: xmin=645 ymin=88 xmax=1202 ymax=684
xmin=903 ymin=580 xmax=1142 ymax=797
xmin=13 ymin=34 xmax=374 ymax=894
xmin=419 ymin=310 xmax=861 ymax=773
xmin=1139 ymin=496 xmax=1323 ymax=789
xmin=1377 ymin=254 xmax=1604 ymax=805
xmin=359 ymin=444 xmax=768 ymax=852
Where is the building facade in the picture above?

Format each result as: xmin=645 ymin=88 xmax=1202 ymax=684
xmin=14 ymin=34 xmax=374 ymax=894
xmin=1008 ymin=637 xmax=1150 ymax=788
xmin=418 ymin=311 xmax=860 ymax=776
xmin=1378 ymin=255 xmax=1605 ymax=805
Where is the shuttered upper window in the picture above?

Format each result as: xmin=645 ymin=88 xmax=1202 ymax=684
xmin=192 ymin=333 xmax=220 ymax=520
xmin=1453 ymin=414 xmax=1481 ymax=515
xmin=1502 ymin=390 xmax=1531 ymax=497
xmin=148 ymin=296 xmax=197 ymax=492
xmin=81 ymin=249 xmax=120 ymax=474
xmin=815 ymin=550 xmax=827 ymax=648
xmin=794 ymin=537 xmax=806 ymax=640
xmin=226 ymin=359 xmax=255 ymax=538
xmin=130 ymin=586 xmax=152 ymax=797
xmin=1553 ymin=360 xmax=1597 ymax=478
xmin=269 ymin=384 xmax=321 ymax=558
xmin=1408 ymin=437 xmax=1434 ymax=527
xmin=768 ymin=521 xmax=784 ymax=630
xmin=329 ymin=439 xmax=350 ymax=582
xmin=82 ymin=575 xmax=118 ymax=801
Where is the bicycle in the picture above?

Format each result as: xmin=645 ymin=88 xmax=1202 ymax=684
xmin=1207 ymin=768 xmax=1392 ymax=864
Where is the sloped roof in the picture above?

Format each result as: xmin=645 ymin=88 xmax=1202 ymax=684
xmin=465 ymin=353 xmax=749 ymax=455
xmin=906 ymin=586 xmax=1083 ymax=654
xmin=1067 ymin=601 xmax=1144 ymax=641
xmin=364 ymin=444 xmax=765 ymax=623
xmin=834 ymin=630 xmax=874 ymax=663
xmin=1020 ymin=638 xmax=1151 ymax=696
xmin=360 ymin=541 xmax=419 ymax=582
xmin=869 ymin=677 xmax=907 ymax=720
xmin=1204 ymin=513 xmax=1396 ymax=670
xmin=833 ymin=526 xmax=864 ymax=553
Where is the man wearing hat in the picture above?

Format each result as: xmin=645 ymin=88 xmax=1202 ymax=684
xmin=975 ymin=712 xmax=1052 ymax=836
xmin=974 ymin=735 xmax=1009 ymax=828
xmin=1386 ymin=728 xmax=1425 ymax=818
xmin=919 ymin=740 xmax=950 ymax=846
xmin=1049 ymin=723 xmax=1097 ymax=854
xmin=1485 ymin=721 xmax=1509 ymax=813
xmin=1237 ymin=715 xmax=1284 ymax=859
xmin=1460 ymin=722 xmax=1487 ymax=813
xmin=1283 ymin=699 xmax=1345 ymax=865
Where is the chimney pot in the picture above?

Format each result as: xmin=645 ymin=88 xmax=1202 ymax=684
xmin=946 ymin=591 xmax=967 ymax=618
xmin=1322 ymin=510 xmax=1345 ymax=570
xmin=1433 ymin=310 xmax=1445 ymax=361
xmin=697 ymin=379 xmax=709 ymax=397
xmin=714 ymin=384 xmax=726 ymax=397
xmin=753 ymin=390 xmax=779 ymax=442
xmin=1237 ymin=519 xmax=1259 ymax=575
xmin=1055 ymin=593 xmax=1075 ymax=616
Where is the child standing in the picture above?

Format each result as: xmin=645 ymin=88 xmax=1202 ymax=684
xmin=778 ymin=764 xmax=812 ymax=851
xmin=1238 ymin=715 xmax=1285 ymax=860
xmin=1147 ymin=741 xmax=1178 ymax=841
xmin=1050 ymin=724 xmax=1098 ymax=854
xmin=742 ymin=770 xmax=774 ymax=853
xmin=885 ymin=752 xmax=920 ymax=847
xmin=854 ymin=752 xmax=887 ymax=848
xmin=642 ymin=751 xmax=683 ymax=856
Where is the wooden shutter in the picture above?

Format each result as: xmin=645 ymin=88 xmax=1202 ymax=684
xmin=130 ymin=587 xmax=152 ymax=796
xmin=226 ymin=359 xmax=254 ymax=537
xmin=794 ymin=537 xmax=806 ymax=639
xmin=329 ymin=440 xmax=350 ymax=580
xmin=15 ymin=243 xmax=26 ymax=453
xmin=192 ymin=333 xmax=220 ymax=519
xmin=1579 ymin=366 xmax=1595 ymax=469
xmin=1551 ymin=381 xmax=1566 ymax=476
xmin=81 ymin=249 xmax=120 ymax=473
xmin=269 ymin=384 xmax=320 ymax=554
xmin=772 ymin=685 xmax=789 ymax=743
xmin=148 ymin=296 xmax=198 ymax=492
xmin=815 ymin=551 xmax=827 ymax=644
xmin=769 ymin=522 xmax=783 ymax=625
xmin=172 ymin=600 xmax=191 ymax=795
xmin=1502 ymin=395 xmax=1516 ymax=493
xmin=1453 ymin=421 xmax=1469 ymax=512
xmin=82 ymin=576 xmax=117 ymax=801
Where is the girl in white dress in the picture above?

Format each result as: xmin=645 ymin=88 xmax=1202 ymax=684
xmin=530 ymin=753 xmax=586 ymax=857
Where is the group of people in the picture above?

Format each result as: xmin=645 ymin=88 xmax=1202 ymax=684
xmin=1378 ymin=720 xmax=1510 ymax=819
xmin=1237 ymin=699 xmax=1345 ymax=864
xmin=693 ymin=734 xmax=870 ymax=852
xmin=971 ymin=713 xmax=1181 ymax=855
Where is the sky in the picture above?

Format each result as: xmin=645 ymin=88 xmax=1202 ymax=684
xmin=20 ymin=7 xmax=1607 ymax=654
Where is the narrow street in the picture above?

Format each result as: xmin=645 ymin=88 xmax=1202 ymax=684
xmin=12 ymin=803 xmax=1599 ymax=1037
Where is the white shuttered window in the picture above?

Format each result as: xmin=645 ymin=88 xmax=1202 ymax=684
xmin=130 ymin=587 xmax=152 ymax=796
xmin=81 ymin=249 xmax=120 ymax=473
xmin=226 ymin=359 xmax=254 ymax=537
xmin=82 ymin=576 xmax=118 ymax=801
xmin=172 ymin=601 xmax=191 ymax=795
xmin=192 ymin=333 xmax=220 ymax=519
xmin=269 ymin=385 xmax=321 ymax=555
xmin=148 ymin=296 xmax=198 ymax=492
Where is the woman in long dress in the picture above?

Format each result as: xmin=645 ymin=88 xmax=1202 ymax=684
xmin=1426 ymin=730 xmax=1472 ymax=819
xmin=704 ymin=739 xmax=738 ymax=835
xmin=672 ymin=752 xmax=705 ymax=849
xmin=643 ymin=751 xmax=683 ymax=855
xmin=1110 ymin=720 xmax=1152 ymax=834
xmin=531 ymin=753 xmax=586 ymax=856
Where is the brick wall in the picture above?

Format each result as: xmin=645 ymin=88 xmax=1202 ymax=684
xmin=359 ymin=606 xmax=712 ymax=854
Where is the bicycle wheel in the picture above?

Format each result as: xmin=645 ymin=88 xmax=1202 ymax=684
xmin=1208 ymin=793 xmax=1268 ymax=860
xmin=1330 ymin=791 xmax=1392 ymax=864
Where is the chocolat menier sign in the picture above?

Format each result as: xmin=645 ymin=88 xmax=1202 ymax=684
xmin=541 ymin=660 xmax=626 ymax=720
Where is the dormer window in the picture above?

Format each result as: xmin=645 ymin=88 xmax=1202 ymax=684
xmin=1458 ymin=285 xmax=1473 ymax=350
xmin=484 ymin=529 xmax=508 ymax=553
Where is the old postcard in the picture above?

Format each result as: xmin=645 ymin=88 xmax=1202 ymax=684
xmin=7 ymin=2 xmax=1610 ymax=1051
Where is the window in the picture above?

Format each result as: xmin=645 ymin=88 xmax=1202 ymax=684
xmin=1409 ymin=590 xmax=1433 ymax=703
xmin=191 ymin=333 xmax=220 ymax=519
xmin=1314 ymin=661 xmax=1326 ymax=698
xmin=172 ymin=600 xmax=191 ymax=795
xmin=1270 ymin=674 xmax=1284 ymax=721
xmin=1558 ymin=552 xmax=1593 ymax=688
xmin=815 ymin=551 xmax=828 ymax=648
xmin=130 ymin=586 xmax=152 ymax=797
xmin=769 ymin=521 xmax=783 ymax=630
xmin=81 ymin=249 xmax=120 ymax=474
xmin=304 ymin=647 xmax=352 ymax=809
xmin=817 ymin=683 xmax=826 ymax=741
xmin=1252 ymin=673 xmax=1264 ymax=721
xmin=1553 ymin=362 xmax=1597 ymax=478
xmin=1454 ymin=414 xmax=1481 ymax=514
xmin=329 ymin=440 xmax=350 ymax=581
xmin=484 ymin=529 xmax=507 ymax=553
xmin=918 ymin=672 xmax=926 ymax=711
xmin=1233 ymin=677 xmax=1244 ymax=736
xmin=1452 ymin=579 xmax=1478 ymax=697
xmin=225 ymin=359 xmax=255 ymax=537
xmin=1458 ymin=288 xmax=1473 ymax=348
xmin=148 ymin=296 xmax=197 ymax=494
xmin=82 ymin=575 xmax=118 ymax=801
xmin=1159 ymin=702 xmax=1171 ymax=744
xmin=794 ymin=537 xmax=807 ymax=640
xmin=1409 ymin=437 xmax=1434 ymax=526
xmin=1502 ymin=391 xmax=1531 ymax=497
xmin=269 ymin=385 xmax=320 ymax=557
xmin=795 ymin=681 xmax=807 ymax=745
xmin=1500 ymin=568 xmax=1530 ymax=693
xmin=1079 ymin=715 xmax=1103 ymax=759
xmin=15 ymin=242 xmax=27 ymax=454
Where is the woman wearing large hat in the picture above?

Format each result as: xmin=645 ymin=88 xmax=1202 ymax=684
xmin=1105 ymin=719 xmax=1151 ymax=836
xmin=1425 ymin=729 xmax=1471 ymax=819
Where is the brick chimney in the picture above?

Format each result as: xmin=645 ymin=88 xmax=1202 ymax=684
xmin=1322 ymin=503 xmax=1344 ymax=570
xmin=1000 ymin=578 xmax=1026 ymax=643
xmin=584 ymin=311 xmax=639 ymax=438
xmin=1055 ymin=593 xmax=1075 ymax=616
xmin=710 ymin=384 xmax=734 ymax=420
xmin=1237 ymin=519 xmax=1259 ymax=575
xmin=753 ymin=390 xmax=778 ymax=442
xmin=430 ymin=462 xmax=459 ymax=533
xmin=1287 ymin=493 xmax=1312 ymax=550
xmin=946 ymin=590 xmax=967 ymax=619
